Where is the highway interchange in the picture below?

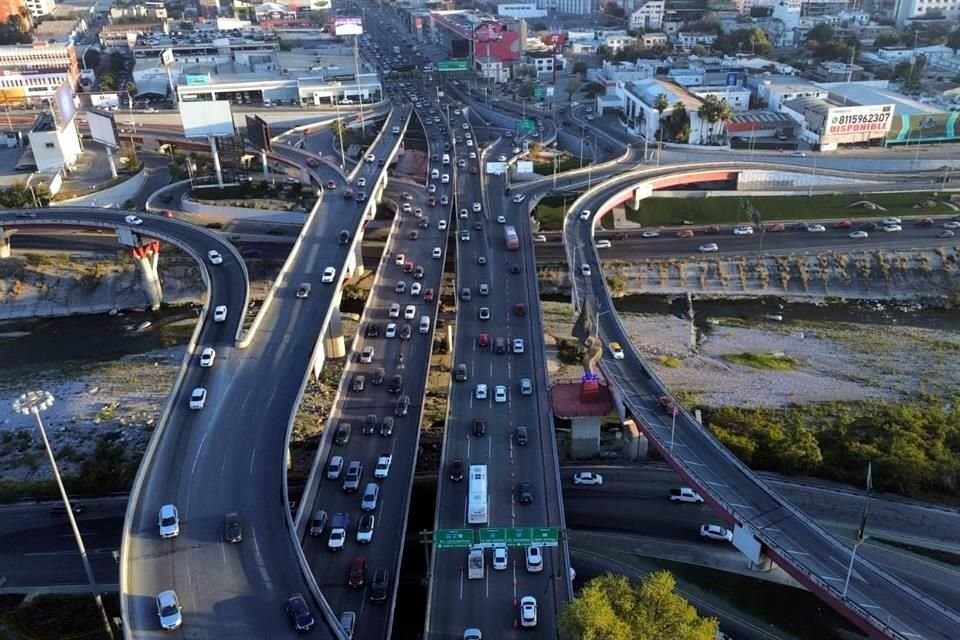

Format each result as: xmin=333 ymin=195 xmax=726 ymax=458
xmin=1 ymin=2 xmax=959 ymax=639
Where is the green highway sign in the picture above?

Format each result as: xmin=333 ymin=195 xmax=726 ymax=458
xmin=435 ymin=528 xmax=475 ymax=548
xmin=506 ymin=527 xmax=533 ymax=545
xmin=438 ymin=60 xmax=468 ymax=72
xmin=534 ymin=86 xmax=544 ymax=99
xmin=520 ymin=119 xmax=535 ymax=133
xmin=478 ymin=528 xmax=507 ymax=545
xmin=532 ymin=527 xmax=560 ymax=546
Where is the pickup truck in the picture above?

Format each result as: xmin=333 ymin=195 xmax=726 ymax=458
xmin=327 ymin=512 xmax=349 ymax=550
xmin=467 ymin=546 xmax=484 ymax=579
xmin=670 ymin=487 xmax=704 ymax=503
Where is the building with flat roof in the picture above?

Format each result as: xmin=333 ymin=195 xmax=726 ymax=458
xmin=749 ymin=76 xmax=828 ymax=111
xmin=32 ymin=15 xmax=87 ymax=43
xmin=28 ymin=111 xmax=82 ymax=172
xmin=429 ymin=11 xmax=525 ymax=80
xmin=607 ymin=77 xmax=724 ymax=145
xmin=0 ymin=43 xmax=78 ymax=106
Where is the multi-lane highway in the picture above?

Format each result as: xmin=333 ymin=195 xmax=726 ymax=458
xmin=120 ymin=108 xmax=407 ymax=639
xmin=565 ymin=173 xmax=960 ymax=640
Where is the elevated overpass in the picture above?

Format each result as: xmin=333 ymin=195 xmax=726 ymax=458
xmin=560 ymin=167 xmax=960 ymax=640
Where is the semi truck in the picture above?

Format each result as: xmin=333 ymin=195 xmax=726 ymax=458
xmin=467 ymin=546 xmax=484 ymax=579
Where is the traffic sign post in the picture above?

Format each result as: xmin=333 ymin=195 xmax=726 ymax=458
xmin=437 ymin=60 xmax=469 ymax=72
xmin=532 ymin=527 xmax=560 ymax=546
xmin=434 ymin=528 xmax=476 ymax=548
xmin=534 ymin=86 xmax=544 ymax=99
xmin=478 ymin=528 xmax=507 ymax=546
xmin=506 ymin=527 xmax=533 ymax=546
xmin=521 ymin=119 xmax=535 ymax=134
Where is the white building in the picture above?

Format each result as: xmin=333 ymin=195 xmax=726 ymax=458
xmin=689 ymin=86 xmax=751 ymax=111
xmin=640 ymin=32 xmax=668 ymax=48
xmin=536 ymin=0 xmax=591 ymax=14
xmin=771 ymin=0 xmax=802 ymax=46
xmin=629 ymin=0 xmax=664 ymax=31
xmin=892 ymin=0 xmax=960 ymax=27
xmin=608 ymin=78 xmax=725 ymax=145
xmin=25 ymin=0 xmax=55 ymax=19
xmin=525 ymin=52 xmax=565 ymax=75
xmin=567 ymin=29 xmax=634 ymax=54
xmin=28 ymin=113 xmax=83 ymax=173
xmin=594 ymin=59 xmax=658 ymax=83
xmin=496 ymin=3 xmax=547 ymax=18
xmin=676 ymin=32 xmax=716 ymax=51
xmin=752 ymin=77 xmax=829 ymax=112
xmin=0 ymin=43 xmax=78 ymax=107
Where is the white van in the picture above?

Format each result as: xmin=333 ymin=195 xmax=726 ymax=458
xmin=442 ymin=154 xmax=450 ymax=165
xmin=419 ymin=315 xmax=430 ymax=334
xmin=431 ymin=168 xmax=439 ymax=179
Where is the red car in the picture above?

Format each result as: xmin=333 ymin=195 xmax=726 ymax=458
xmin=326 ymin=180 xmax=336 ymax=190
xmin=658 ymin=395 xmax=679 ymax=416
xmin=703 ymin=225 xmax=720 ymax=234
xmin=914 ymin=218 xmax=934 ymax=227
xmin=403 ymin=261 xmax=414 ymax=273
xmin=348 ymin=555 xmax=367 ymax=589
xmin=765 ymin=223 xmax=785 ymax=232
xmin=676 ymin=229 xmax=694 ymax=238
xmin=424 ymin=288 xmax=435 ymax=302
xmin=833 ymin=220 xmax=852 ymax=229
xmin=427 ymin=196 xmax=436 ymax=207
xmin=514 ymin=303 xmax=526 ymax=317
xmin=477 ymin=333 xmax=490 ymax=349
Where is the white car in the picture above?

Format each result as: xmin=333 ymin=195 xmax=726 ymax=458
xmin=469 ymin=151 xmax=477 ymax=159
xmin=580 ymin=264 xmax=591 ymax=276
xmin=807 ymin=224 xmax=826 ymax=233
xmin=882 ymin=217 xmax=901 ymax=226
xmin=641 ymin=230 xmax=660 ymax=238
xmin=156 ymin=590 xmax=182 ymax=631
xmin=327 ymin=455 xmax=344 ymax=480
xmin=402 ymin=203 xmax=412 ymax=213
xmin=395 ymin=253 xmax=406 ymax=265
xmin=207 ymin=250 xmax=223 ymax=265
xmin=124 ymin=215 xmax=143 ymax=225
xmin=943 ymin=221 xmax=960 ymax=229
xmin=472 ymin=202 xmax=482 ymax=212
xmin=492 ymin=545 xmax=508 ymax=570
xmin=519 ymin=596 xmax=538 ymax=628
xmin=459 ymin=208 xmax=468 ymax=219
xmin=512 ymin=193 xmax=526 ymax=203
xmin=512 ymin=338 xmax=524 ymax=354
xmin=404 ymin=304 xmax=416 ymax=320
xmin=475 ymin=384 xmax=488 ymax=400
xmin=438 ymin=220 xmax=447 ymax=231
xmin=428 ymin=184 xmax=436 ymax=193
xmin=432 ymin=247 xmax=442 ymax=259
xmin=360 ymin=346 xmax=374 ymax=363
xmin=699 ymin=243 xmax=719 ymax=253
xmin=322 ymin=267 xmax=336 ymax=283
xmin=199 ymin=347 xmax=216 ymax=368
xmin=389 ymin=303 xmax=401 ymax=318
xmin=573 ymin=471 xmax=603 ymax=486
xmin=496 ymin=215 xmax=506 ymax=224
xmin=158 ymin=504 xmax=180 ymax=538
xmin=411 ymin=282 xmax=422 ymax=296
xmin=385 ymin=322 xmax=397 ymax=338
xmin=357 ymin=177 xmax=367 ymax=187
xmin=849 ymin=230 xmax=869 ymax=239
xmin=579 ymin=209 xmax=591 ymax=220
xmin=374 ymin=454 xmax=392 ymax=479
xmin=534 ymin=235 xmax=547 ymax=243
xmin=700 ymin=524 xmax=733 ymax=542
xmin=441 ymin=173 xmax=450 ymax=184
xmin=189 ymin=387 xmax=206 ymax=410
xmin=883 ymin=224 xmax=902 ymax=232
xmin=494 ymin=385 xmax=507 ymax=403
xmin=733 ymin=225 xmax=754 ymax=235
xmin=213 ymin=306 xmax=227 ymax=323
xmin=525 ymin=545 xmax=543 ymax=573
xmin=366 ymin=153 xmax=376 ymax=163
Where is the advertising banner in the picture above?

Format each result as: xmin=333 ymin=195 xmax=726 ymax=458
xmin=334 ymin=16 xmax=363 ymax=36
xmin=485 ymin=161 xmax=507 ymax=175
xmin=516 ymin=160 xmax=534 ymax=174
xmin=885 ymin=111 xmax=959 ymax=145
xmin=161 ymin=48 xmax=175 ymax=67
xmin=90 ymin=93 xmax=120 ymax=109
xmin=185 ymin=74 xmax=210 ymax=86
xmin=822 ymin=104 xmax=894 ymax=145
xmin=87 ymin=109 xmax=119 ymax=148
xmin=245 ymin=114 xmax=272 ymax=152
xmin=54 ymin=81 xmax=77 ymax=128
xmin=179 ymin=100 xmax=235 ymax=138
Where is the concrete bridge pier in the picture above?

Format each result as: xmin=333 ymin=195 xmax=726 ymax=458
xmin=352 ymin=242 xmax=365 ymax=278
xmin=129 ymin=241 xmax=163 ymax=310
xmin=749 ymin=552 xmax=775 ymax=572
xmin=570 ymin=416 xmax=601 ymax=459
xmin=323 ymin=303 xmax=346 ymax=359
xmin=620 ymin=418 xmax=648 ymax=460
xmin=0 ymin=228 xmax=13 ymax=259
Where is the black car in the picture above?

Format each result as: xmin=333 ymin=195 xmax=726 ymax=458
xmin=50 ymin=502 xmax=85 ymax=516
xmin=363 ymin=414 xmax=378 ymax=435
xmin=366 ymin=322 xmax=380 ymax=338
xmin=388 ymin=375 xmax=403 ymax=393
xmin=473 ymin=418 xmax=486 ymax=437
xmin=860 ymin=222 xmax=879 ymax=231
xmin=408 ymin=230 xmax=419 ymax=240
xmin=380 ymin=416 xmax=395 ymax=437
xmin=339 ymin=230 xmax=351 ymax=245
xmin=395 ymin=395 xmax=410 ymax=416
xmin=510 ymin=263 xmax=521 ymax=274
xmin=413 ymin=266 xmax=425 ymax=279
xmin=286 ymin=593 xmax=315 ymax=632
xmin=400 ymin=324 xmax=412 ymax=340
xmin=223 ymin=512 xmax=242 ymax=543
xmin=516 ymin=481 xmax=533 ymax=505
xmin=449 ymin=458 xmax=464 ymax=482
xmin=369 ymin=568 xmax=389 ymax=603
xmin=335 ymin=422 xmax=352 ymax=445
xmin=372 ymin=367 xmax=385 ymax=385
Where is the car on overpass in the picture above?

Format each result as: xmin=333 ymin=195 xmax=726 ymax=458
xmin=700 ymin=524 xmax=733 ymax=542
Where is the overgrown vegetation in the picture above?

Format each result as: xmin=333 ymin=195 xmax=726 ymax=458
xmin=699 ymin=397 xmax=960 ymax=502
xmin=0 ymin=593 xmax=120 ymax=640
xmin=557 ymin=337 xmax=586 ymax=366
xmin=722 ymin=352 xmax=799 ymax=370
xmin=627 ymin=192 xmax=955 ymax=227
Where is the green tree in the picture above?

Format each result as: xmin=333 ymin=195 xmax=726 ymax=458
xmin=690 ymin=44 xmax=709 ymax=57
xmin=873 ymin=32 xmax=902 ymax=48
xmin=805 ymin=23 xmax=835 ymax=45
xmin=653 ymin=92 xmax=669 ymax=148
xmin=516 ymin=81 xmax=536 ymax=99
xmin=330 ymin=118 xmax=346 ymax=144
xmin=99 ymin=71 xmax=117 ymax=90
xmin=603 ymin=1 xmax=625 ymax=17
xmin=583 ymin=82 xmax=606 ymax=98
xmin=559 ymin=572 xmax=718 ymax=640
xmin=532 ymin=21 xmax=547 ymax=31
xmin=572 ymin=60 xmax=588 ymax=76
xmin=565 ymin=77 xmax=582 ymax=100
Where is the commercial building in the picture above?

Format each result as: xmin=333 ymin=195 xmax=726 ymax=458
xmin=689 ymin=85 xmax=751 ymax=111
xmin=495 ymin=3 xmax=546 ymax=18
xmin=567 ymin=29 xmax=633 ymax=54
xmin=639 ymin=32 xmax=668 ymax=48
xmin=175 ymin=71 xmax=382 ymax=106
xmin=536 ymin=0 xmax=591 ymax=14
xmin=749 ymin=77 xmax=828 ymax=112
xmin=629 ymin=0 xmax=664 ymax=31
xmin=892 ymin=0 xmax=960 ymax=27
xmin=429 ymin=11 xmax=525 ymax=81
xmin=675 ymin=31 xmax=717 ymax=51
xmin=0 ymin=43 xmax=79 ymax=106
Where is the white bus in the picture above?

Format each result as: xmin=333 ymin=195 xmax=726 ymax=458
xmin=467 ymin=464 xmax=488 ymax=525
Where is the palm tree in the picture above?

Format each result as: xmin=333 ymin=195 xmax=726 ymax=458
xmin=653 ymin=92 xmax=669 ymax=149
xmin=714 ymin=98 xmax=733 ymax=145
xmin=697 ymin=95 xmax=716 ymax=145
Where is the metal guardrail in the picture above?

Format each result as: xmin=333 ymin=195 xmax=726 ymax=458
xmin=560 ymin=173 xmax=960 ymax=640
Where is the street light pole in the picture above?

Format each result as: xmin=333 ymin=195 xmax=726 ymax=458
xmin=334 ymin=84 xmax=346 ymax=169
xmin=12 ymin=391 xmax=115 ymax=640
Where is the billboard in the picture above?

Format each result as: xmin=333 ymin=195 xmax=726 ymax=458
xmin=179 ymin=100 xmax=235 ymax=138
xmin=54 ymin=81 xmax=77 ymax=127
xmin=516 ymin=160 xmax=534 ymax=174
xmin=245 ymin=114 xmax=272 ymax=152
xmin=185 ymin=74 xmax=210 ymax=86
xmin=161 ymin=48 xmax=175 ymax=67
xmin=334 ymin=16 xmax=363 ymax=36
xmin=90 ymin=93 xmax=120 ymax=109
xmin=821 ymin=104 xmax=895 ymax=146
xmin=87 ymin=109 xmax=119 ymax=148
xmin=474 ymin=21 xmax=504 ymax=43
xmin=885 ymin=112 xmax=959 ymax=145
xmin=485 ymin=161 xmax=507 ymax=175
